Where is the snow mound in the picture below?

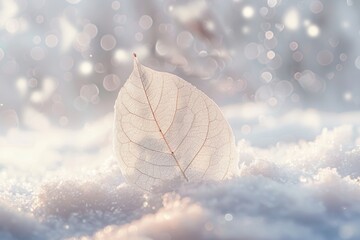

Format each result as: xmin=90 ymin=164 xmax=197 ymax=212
xmin=1 ymin=109 xmax=360 ymax=239
xmin=87 ymin=168 xmax=360 ymax=240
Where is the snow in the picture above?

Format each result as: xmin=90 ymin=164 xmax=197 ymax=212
xmin=1 ymin=106 xmax=360 ymax=240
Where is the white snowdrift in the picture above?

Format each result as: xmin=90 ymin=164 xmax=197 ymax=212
xmin=1 ymin=107 xmax=360 ymax=240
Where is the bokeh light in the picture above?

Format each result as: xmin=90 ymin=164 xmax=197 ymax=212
xmin=1 ymin=1 xmax=360 ymax=205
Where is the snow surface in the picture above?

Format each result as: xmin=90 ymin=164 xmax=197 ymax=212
xmin=1 ymin=106 xmax=360 ymax=240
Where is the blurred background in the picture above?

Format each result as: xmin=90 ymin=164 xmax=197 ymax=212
xmin=0 ymin=0 xmax=359 ymax=140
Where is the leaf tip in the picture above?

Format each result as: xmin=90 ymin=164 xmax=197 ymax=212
xmin=132 ymin=53 xmax=140 ymax=66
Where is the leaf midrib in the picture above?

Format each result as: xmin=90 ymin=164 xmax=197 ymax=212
xmin=134 ymin=59 xmax=189 ymax=182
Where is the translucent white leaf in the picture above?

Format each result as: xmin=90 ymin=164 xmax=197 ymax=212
xmin=114 ymin=56 xmax=238 ymax=191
